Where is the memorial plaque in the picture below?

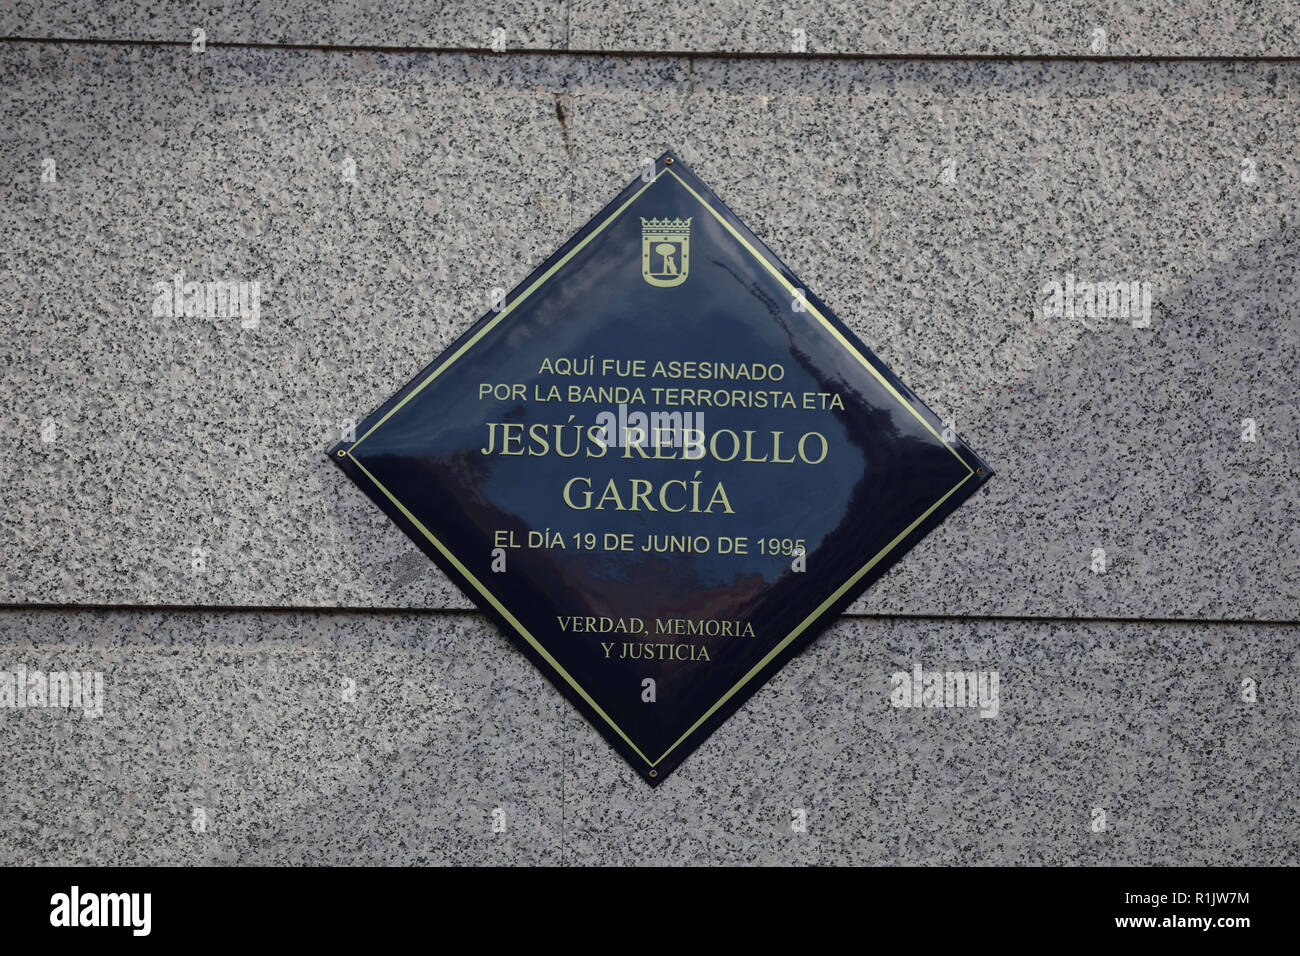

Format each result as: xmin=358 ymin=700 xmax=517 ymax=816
xmin=328 ymin=152 xmax=994 ymax=785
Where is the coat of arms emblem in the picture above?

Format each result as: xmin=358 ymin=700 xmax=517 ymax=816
xmin=641 ymin=216 xmax=691 ymax=287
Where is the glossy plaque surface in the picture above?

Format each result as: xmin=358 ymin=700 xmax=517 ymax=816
xmin=329 ymin=152 xmax=993 ymax=785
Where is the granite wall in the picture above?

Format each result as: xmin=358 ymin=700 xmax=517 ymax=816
xmin=1 ymin=3 xmax=1297 ymax=864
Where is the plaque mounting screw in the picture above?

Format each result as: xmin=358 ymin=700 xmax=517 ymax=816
xmin=336 ymin=449 xmax=347 ymax=457
xmin=649 ymin=769 xmax=658 ymax=777
xmin=976 ymin=467 xmax=986 ymax=476
xmin=663 ymin=157 xmax=673 ymax=165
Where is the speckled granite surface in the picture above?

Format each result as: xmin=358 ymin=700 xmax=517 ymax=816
xmin=2 ymin=12 xmax=1298 ymax=867
xmin=2 ymin=47 xmax=1297 ymax=617
xmin=2 ymin=2 xmax=1297 ymax=56
xmin=0 ymin=1 xmax=567 ymax=49
xmin=570 ymin=1 xmax=1300 ymax=57
xmin=0 ymin=609 xmax=563 ymax=864
xmin=564 ymin=615 xmax=1299 ymax=864
xmin=1 ymin=609 xmax=1293 ymax=864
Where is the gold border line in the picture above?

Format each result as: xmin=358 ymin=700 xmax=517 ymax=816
xmin=664 ymin=169 xmax=972 ymax=474
xmin=347 ymin=454 xmax=656 ymax=768
xmin=340 ymin=164 xmax=979 ymax=769
xmin=650 ymin=470 xmax=971 ymax=764
xmin=347 ymin=167 xmax=672 ymax=454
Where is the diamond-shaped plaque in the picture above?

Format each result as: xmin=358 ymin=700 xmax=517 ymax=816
xmin=328 ymin=152 xmax=993 ymax=786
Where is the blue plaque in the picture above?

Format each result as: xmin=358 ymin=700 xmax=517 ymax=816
xmin=328 ymin=152 xmax=993 ymax=785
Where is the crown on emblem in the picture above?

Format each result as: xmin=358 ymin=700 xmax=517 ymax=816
xmin=641 ymin=216 xmax=692 ymax=236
